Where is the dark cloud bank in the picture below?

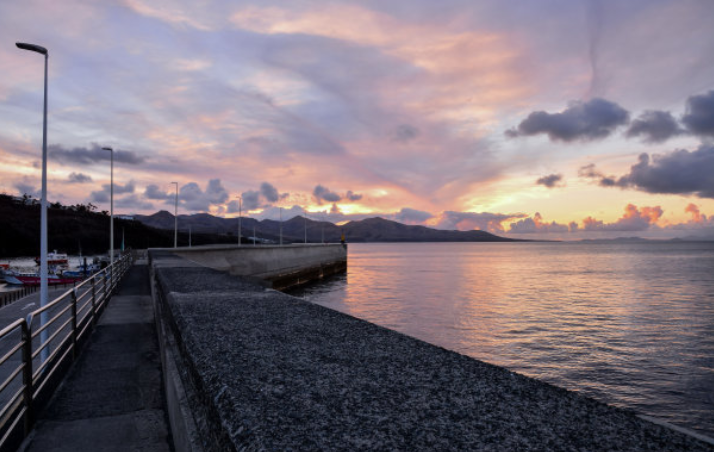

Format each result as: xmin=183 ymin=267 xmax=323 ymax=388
xmin=508 ymin=90 xmax=714 ymax=144
xmin=313 ymin=185 xmax=362 ymax=204
xmin=536 ymin=174 xmax=563 ymax=188
xmin=506 ymin=98 xmax=629 ymax=142
xmin=50 ymin=143 xmax=145 ymax=165
xmin=625 ymin=110 xmax=682 ymax=143
xmin=581 ymin=145 xmax=714 ymax=198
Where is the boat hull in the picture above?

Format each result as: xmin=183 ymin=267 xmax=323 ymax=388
xmin=5 ymin=275 xmax=82 ymax=286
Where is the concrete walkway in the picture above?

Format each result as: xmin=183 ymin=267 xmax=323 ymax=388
xmin=19 ymin=264 xmax=172 ymax=452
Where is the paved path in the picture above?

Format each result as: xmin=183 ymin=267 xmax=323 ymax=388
xmin=19 ymin=264 xmax=172 ymax=452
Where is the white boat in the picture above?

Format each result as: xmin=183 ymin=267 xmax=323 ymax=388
xmin=34 ymin=250 xmax=69 ymax=266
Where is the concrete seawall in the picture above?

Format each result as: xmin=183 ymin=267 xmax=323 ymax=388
xmin=168 ymin=243 xmax=347 ymax=290
xmin=148 ymin=250 xmax=714 ymax=452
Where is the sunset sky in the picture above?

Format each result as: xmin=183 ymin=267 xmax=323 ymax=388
xmin=1 ymin=0 xmax=713 ymax=240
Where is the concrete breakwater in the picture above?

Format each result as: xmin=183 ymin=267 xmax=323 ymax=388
xmin=148 ymin=250 xmax=713 ymax=452
xmin=169 ymin=244 xmax=347 ymax=290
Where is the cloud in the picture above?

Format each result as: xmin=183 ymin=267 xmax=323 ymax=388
xmin=238 ymin=190 xmax=261 ymax=211
xmin=435 ymin=211 xmax=527 ymax=233
xmin=578 ymin=163 xmax=619 ymax=188
xmin=114 ymin=194 xmax=154 ymax=210
xmin=90 ymin=180 xmax=136 ymax=203
xmin=50 ymin=143 xmax=145 ymax=165
xmin=90 ymin=191 xmax=109 ymax=203
xmin=615 ymin=146 xmax=714 ymax=198
xmin=393 ymin=207 xmax=433 ymax=225
xmin=260 ymin=182 xmax=280 ymax=203
xmin=312 ymin=185 xmax=363 ymax=204
xmin=582 ymin=204 xmax=662 ymax=232
xmin=506 ymin=98 xmax=629 ymax=142
xmin=685 ymin=203 xmax=707 ymax=223
xmin=111 ymin=181 xmax=136 ymax=195
xmin=67 ymin=172 xmax=93 ymax=184
xmin=235 ymin=182 xmax=287 ymax=211
xmin=345 ymin=190 xmax=363 ymax=201
xmin=536 ymin=173 xmax=563 ymax=188
xmin=682 ymin=90 xmax=714 ymax=137
xmin=313 ymin=184 xmax=342 ymax=203
xmin=626 ymin=110 xmax=682 ymax=143
xmin=14 ymin=181 xmax=39 ymax=198
xmin=179 ymin=179 xmax=229 ymax=211
xmin=144 ymin=184 xmax=173 ymax=200
xmin=391 ymin=124 xmax=419 ymax=143
xmin=205 ymin=179 xmax=230 ymax=204
xmin=509 ymin=212 xmax=570 ymax=233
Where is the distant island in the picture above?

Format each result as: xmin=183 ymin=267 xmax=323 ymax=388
xmin=134 ymin=210 xmax=523 ymax=244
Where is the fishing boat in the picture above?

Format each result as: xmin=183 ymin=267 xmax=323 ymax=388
xmin=34 ymin=251 xmax=69 ymax=266
xmin=4 ymin=271 xmax=83 ymax=286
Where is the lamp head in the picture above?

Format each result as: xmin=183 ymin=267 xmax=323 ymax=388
xmin=16 ymin=42 xmax=48 ymax=55
xmin=102 ymin=147 xmax=113 ymax=152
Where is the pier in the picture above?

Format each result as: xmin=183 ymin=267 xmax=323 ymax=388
xmin=6 ymin=246 xmax=714 ymax=451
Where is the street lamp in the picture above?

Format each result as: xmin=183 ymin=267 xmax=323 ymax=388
xmin=102 ymin=147 xmax=114 ymax=263
xmin=304 ymin=211 xmax=307 ymax=244
xmin=279 ymin=207 xmax=283 ymax=245
xmin=171 ymin=182 xmax=178 ymax=248
xmin=16 ymin=42 xmax=50 ymax=363
xmin=236 ymin=196 xmax=242 ymax=246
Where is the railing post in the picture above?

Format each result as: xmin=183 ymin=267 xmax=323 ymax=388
xmin=21 ymin=319 xmax=33 ymax=435
xmin=91 ymin=274 xmax=97 ymax=328
xmin=103 ymin=269 xmax=108 ymax=311
xmin=71 ymin=288 xmax=78 ymax=360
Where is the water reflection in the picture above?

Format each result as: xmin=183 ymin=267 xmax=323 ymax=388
xmin=294 ymin=242 xmax=714 ymax=437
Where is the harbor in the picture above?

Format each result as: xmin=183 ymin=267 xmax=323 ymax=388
xmin=0 ymin=246 xmax=712 ymax=450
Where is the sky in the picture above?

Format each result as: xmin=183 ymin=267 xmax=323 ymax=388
xmin=1 ymin=0 xmax=713 ymax=240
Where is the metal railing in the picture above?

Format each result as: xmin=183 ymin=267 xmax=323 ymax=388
xmin=0 ymin=280 xmax=80 ymax=308
xmin=0 ymin=254 xmax=133 ymax=450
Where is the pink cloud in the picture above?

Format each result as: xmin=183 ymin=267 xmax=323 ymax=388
xmin=582 ymin=204 xmax=663 ymax=232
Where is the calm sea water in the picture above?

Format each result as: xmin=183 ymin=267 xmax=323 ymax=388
xmin=293 ymin=242 xmax=714 ymax=437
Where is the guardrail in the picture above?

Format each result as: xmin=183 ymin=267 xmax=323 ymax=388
xmin=0 ymin=287 xmax=39 ymax=309
xmin=0 ymin=280 xmax=80 ymax=309
xmin=0 ymin=253 xmax=133 ymax=451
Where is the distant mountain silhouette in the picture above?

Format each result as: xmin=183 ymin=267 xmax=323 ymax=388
xmin=0 ymin=196 xmax=238 ymax=257
xmin=135 ymin=211 xmax=520 ymax=243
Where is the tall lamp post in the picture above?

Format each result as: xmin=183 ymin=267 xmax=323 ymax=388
xmin=236 ymin=196 xmax=242 ymax=246
xmin=102 ymin=147 xmax=114 ymax=263
xmin=16 ymin=42 xmax=50 ymax=363
xmin=171 ymin=182 xmax=178 ymax=248
xmin=279 ymin=207 xmax=283 ymax=245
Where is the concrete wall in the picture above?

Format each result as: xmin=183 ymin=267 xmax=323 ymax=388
xmin=169 ymin=244 xmax=347 ymax=289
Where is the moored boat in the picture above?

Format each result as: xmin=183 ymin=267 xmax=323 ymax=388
xmin=34 ymin=251 xmax=69 ymax=266
xmin=4 ymin=272 xmax=84 ymax=286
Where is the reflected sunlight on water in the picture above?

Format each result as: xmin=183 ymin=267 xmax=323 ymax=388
xmin=293 ymin=242 xmax=714 ymax=437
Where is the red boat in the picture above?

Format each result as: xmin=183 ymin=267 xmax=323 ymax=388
xmin=4 ymin=272 xmax=83 ymax=286
xmin=34 ymin=251 xmax=69 ymax=266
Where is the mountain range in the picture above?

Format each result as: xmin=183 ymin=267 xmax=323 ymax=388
xmin=134 ymin=211 xmax=521 ymax=243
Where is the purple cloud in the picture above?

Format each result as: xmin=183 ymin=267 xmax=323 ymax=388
xmin=536 ymin=174 xmax=564 ymax=188
xmin=626 ymin=110 xmax=682 ymax=143
xmin=67 ymin=172 xmax=93 ymax=184
xmin=615 ymin=146 xmax=714 ymax=198
xmin=682 ymin=90 xmax=714 ymax=137
xmin=507 ymin=98 xmax=630 ymax=142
